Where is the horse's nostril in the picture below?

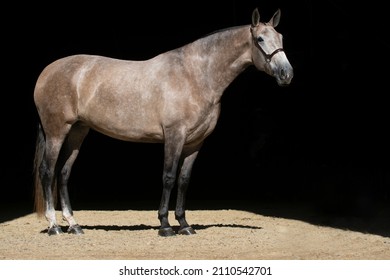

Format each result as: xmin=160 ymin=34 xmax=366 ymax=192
xmin=280 ymin=66 xmax=293 ymax=81
xmin=280 ymin=68 xmax=286 ymax=79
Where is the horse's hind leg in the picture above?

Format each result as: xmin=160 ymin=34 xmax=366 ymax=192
xmin=39 ymin=134 xmax=68 ymax=235
xmin=57 ymin=123 xmax=89 ymax=234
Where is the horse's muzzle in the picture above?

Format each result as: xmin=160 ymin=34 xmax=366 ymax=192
xmin=276 ymin=64 xmax=294 ymax=86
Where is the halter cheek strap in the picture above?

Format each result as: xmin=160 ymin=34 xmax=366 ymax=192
xmin=251 ymin=27 xmax=285 ymax=63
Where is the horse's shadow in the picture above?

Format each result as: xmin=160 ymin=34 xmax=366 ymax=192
xmin=40 ymin=223 xmax=262 ymax=234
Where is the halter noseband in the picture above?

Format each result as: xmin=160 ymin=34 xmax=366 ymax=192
xmin=251 ymin=27 xmax=284 ymax=63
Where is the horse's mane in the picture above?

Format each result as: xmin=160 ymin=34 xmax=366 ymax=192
xmin=199 ymin=25 xmax=248 ymax=40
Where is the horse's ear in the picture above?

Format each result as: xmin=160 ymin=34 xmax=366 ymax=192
xmin=251 ymin=8 xmax=260 ymax=27
xmin=269 ymin=9 xmax=281 ymax=27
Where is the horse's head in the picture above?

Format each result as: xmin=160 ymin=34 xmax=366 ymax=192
xmin=250 ymin=8 xmax=293 ymax=86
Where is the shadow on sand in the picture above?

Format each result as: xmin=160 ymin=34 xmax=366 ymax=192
xmin=1 ymin=198 xmax=389 ymax=238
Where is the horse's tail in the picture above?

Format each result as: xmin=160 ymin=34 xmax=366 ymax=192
xmin=33 ymin=123 xmax=57 ymax=216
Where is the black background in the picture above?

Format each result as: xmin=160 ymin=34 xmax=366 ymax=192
xmin=2 ymin=1 xmax=389 ymax=224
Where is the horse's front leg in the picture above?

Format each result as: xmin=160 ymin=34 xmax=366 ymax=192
xmin=158 ymin=130 xmax=187 ymax=237
xmin=158 ymin=169 xmax=177 ymax=237
xmin=175 ymin=147 xmax=201 ymax=235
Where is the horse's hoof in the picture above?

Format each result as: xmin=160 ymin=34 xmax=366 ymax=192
xmin=158 ymin=227 xmax=176 ymax=237
xmin=48 ymin=226 xmax=63 ymax=235
xmin=68 ymin=224 xmax=84 ymax=235
xmin=178 ymin=227 xmax=196 ymax=235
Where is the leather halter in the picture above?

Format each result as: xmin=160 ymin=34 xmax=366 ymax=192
xmin=251 ymin=27 xmax=284 ymax=63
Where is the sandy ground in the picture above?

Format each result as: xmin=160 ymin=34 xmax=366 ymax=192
xmin=1 ymin=201 xmax=389 ymax=260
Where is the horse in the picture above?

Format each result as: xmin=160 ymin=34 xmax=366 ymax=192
xmin=33 ymin=7 xmax=293 ymax=236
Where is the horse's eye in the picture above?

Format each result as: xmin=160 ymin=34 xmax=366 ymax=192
xmin=257 ymin=37 xmax=264 ymax=43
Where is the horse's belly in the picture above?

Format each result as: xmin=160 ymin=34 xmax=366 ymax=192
xmin=88 ymin=119 xmax=164 ymax=143
xmin=80 ymin=102 xmax=164 ymax=142
xmin=93 ymin=124 xmax=164 ymax=143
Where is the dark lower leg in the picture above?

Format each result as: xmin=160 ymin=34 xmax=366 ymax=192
xmin=175 ymin=176 xmax=195 ymax=235
xmin=59 ymin=186 xmax=83 ymax=234
xmin=158 ymin=172 xmax=175 ymax=236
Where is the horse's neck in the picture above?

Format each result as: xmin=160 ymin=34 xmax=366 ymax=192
xmin=184 ymin=25 xmax=252 ymax=96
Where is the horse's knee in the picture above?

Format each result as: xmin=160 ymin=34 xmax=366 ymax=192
xmin=162 ymin=172 xmax=176 ymax=189
xmin=178 ymin=174 xmax=190 ymax=187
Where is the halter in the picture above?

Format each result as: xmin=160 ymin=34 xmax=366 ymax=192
xmin=251 ymin=27 xmax=285 ymax=63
